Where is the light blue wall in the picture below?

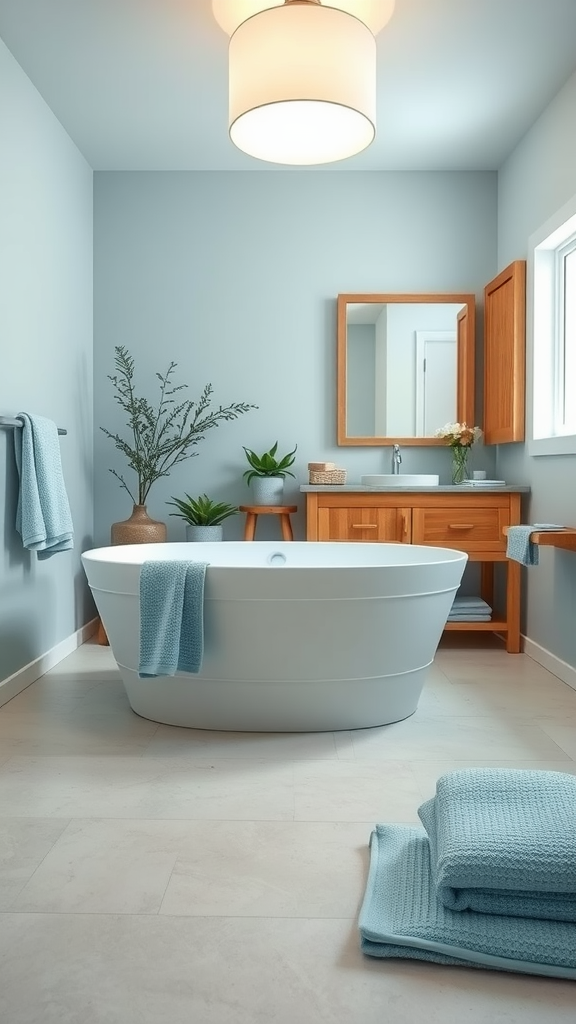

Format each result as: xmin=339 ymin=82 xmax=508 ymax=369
xmin=496 ymin=68 xmax=576 ymax=668
xmin=94 ymin=170 xmax=497 ymax=544
xmin=0 ymin=40 xmax=94 ymax=682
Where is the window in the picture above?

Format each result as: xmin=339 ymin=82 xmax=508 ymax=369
xmin=529 ymin=195 xmax=576 ymax=455
xmin=556 ymin=237 xmax=576 ymax=433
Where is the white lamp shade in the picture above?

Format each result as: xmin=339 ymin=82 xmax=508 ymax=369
xmin=229 ymin=4 xmax=376 ymax=165
xmin=212 ymin=0 xmax=395 ymax=36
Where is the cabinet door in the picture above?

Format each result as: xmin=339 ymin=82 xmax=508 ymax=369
xmin=318 ymin=506 xmax=411 ymax=542
xmin=484 ymin=260 xmax=526 ymax=443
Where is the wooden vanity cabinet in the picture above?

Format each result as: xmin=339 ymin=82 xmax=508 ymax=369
xmin=305 ymin=489 xmax=525 ymax=653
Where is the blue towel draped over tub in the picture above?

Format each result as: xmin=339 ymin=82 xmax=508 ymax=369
xmin=138 ymin=560 xmax=208 ymax=678
xmin=13 ymin=413 xmax=73 ymax=558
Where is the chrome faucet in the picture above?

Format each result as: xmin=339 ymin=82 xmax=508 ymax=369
xmin=392 ymin=444 xmax=402 ymax=475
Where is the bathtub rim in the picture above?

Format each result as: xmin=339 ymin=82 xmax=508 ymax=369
xmin=81 ymin=539 xmax=468 ymax=570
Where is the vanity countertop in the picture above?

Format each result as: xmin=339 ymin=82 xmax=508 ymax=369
xmin=300 ymin=484 xmax=531 ymax=493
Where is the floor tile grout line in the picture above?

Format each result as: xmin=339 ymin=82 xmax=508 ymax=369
xmin=152 ymin=851 xmax=180 ymax=916
xmin=3 ymin=817 xmax=73 ymax=912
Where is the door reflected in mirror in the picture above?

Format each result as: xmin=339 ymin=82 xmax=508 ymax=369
xmin=337 ymin=293 xmax=475 ymax=446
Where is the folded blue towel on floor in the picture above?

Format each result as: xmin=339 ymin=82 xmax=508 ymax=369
xmin=13 ymin=413 xmax=73 ymax=558
xmin=359 ymin=823 xmax=576 ymax=979
xmin=418 ymin=768 xmax=576 ymax=922
xmin=139 ymin=560 xmax=208 ymax=677
xmin=506 ymin=525 xmax=539 ymax=565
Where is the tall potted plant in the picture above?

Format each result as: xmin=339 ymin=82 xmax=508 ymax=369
xmin=167 ymin=493 xmax=239 ymax=541
xmin=242 ymin=441 xmax=297 ymax=505
xmin=102 ymin=346 xmax=256 ymax=543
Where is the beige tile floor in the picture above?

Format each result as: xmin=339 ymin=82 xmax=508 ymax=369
xmin=1 ymin=636 xmax=576 ymax=1022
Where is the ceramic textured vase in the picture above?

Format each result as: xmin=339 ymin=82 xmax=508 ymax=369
xmin=250 ymin=475 xmax=285 ymax=506
xmin=111 ymin=504 xmax=167 ymax=545
xmin=185 ymin=524 xmax=224 ymax=542
xmin=451 ymin=444 xmax=470 ymax=485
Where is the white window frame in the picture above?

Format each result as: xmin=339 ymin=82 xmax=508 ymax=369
xmin=528 ymin=193 xmax=576 ymax=456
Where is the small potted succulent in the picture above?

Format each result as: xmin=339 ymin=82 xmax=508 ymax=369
xmin=242 ymin=441 xmax=297 ymax=505
xmin=167 ymin=493 xmax=239 ymax=541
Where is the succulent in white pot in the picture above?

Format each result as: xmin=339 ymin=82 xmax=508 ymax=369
xmin=242 ymin=441 xmax=297 ymax=505
xmin=167 ymin=493 xmax=239 ymax=541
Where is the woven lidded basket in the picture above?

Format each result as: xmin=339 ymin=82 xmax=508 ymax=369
xmin=309 ymin=468 xmax=347 ymax=485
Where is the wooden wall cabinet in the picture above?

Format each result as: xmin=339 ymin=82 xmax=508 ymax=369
xmin=305 ymin=488 xmax=526 ymax=653
xmin=483 ymin=260 xmax=526 ymax=444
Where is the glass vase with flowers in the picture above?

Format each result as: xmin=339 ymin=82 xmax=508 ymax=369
xmin=434 ymin=422 xmax=483 ymax=484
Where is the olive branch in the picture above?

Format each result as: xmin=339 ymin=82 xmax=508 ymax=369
xmin=101 ymin=346 xmax=257 ymax=505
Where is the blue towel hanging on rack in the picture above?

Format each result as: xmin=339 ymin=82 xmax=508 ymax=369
xmin=13 ymin=413 xmax=74 ymax=558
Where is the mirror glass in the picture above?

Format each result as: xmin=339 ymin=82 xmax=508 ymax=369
xmin=337 ymin=293 xmax=475 ymax=446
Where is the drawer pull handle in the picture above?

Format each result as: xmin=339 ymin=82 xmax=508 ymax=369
xmin=448 ymin=523 xmax=475 ymax=530
xmin=351 ymin=523 xmax=378 ymax=529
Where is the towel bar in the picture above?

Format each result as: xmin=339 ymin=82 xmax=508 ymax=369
xmin=0 ymin=416 xmax=67 ymax=436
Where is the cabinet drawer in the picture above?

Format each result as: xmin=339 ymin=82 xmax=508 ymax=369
xmin=412 ymin=506 xmax=509 ymax=552
xmin=318 ymin=506 xmax=411 ymax=542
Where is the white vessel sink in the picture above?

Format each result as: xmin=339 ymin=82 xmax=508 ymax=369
xmin=361 ymin=474 xmax=440 ymax=488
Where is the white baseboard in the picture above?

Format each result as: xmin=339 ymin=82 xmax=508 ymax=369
xmin=0 ymin=617 xmax=99 ymax=707
xmin=523 ymin=636 xmax=576 ymax=692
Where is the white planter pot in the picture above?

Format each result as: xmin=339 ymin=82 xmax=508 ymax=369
xmin=250 ymin=476 xmax=285 ymax=506
xmin=185 ymin=524 xmax=224 ymax=542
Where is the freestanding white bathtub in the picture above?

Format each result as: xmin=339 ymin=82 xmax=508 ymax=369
xmin=82 ymin=541 xmax=467 ymax=732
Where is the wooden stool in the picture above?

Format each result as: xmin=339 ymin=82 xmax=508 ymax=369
xmin=239 ymin=505 xmax=297 ymax=541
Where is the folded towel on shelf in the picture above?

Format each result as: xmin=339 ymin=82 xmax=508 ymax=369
xmin=358 ymin=823 xmax=576 ymax=979
xmin=418 ymin=768 xmax=576 ymax=922
xmin=13 ymin=413 xmax=73 ymax=558
xmin=506 ymin=525 xmax=539 ymax=566
xmin=139 ymin=560 xmax=208 ymax=678
xmin=450 ymin=596 xmax=492 ymax=614
xmin=447 ymin=613 xmax=491 ymax=622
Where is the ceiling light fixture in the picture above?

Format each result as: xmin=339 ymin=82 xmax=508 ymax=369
xmin=211 ymin=1 xmax=396 ymax=37
xmin=211 ymin=0 xmax=396 ymax=166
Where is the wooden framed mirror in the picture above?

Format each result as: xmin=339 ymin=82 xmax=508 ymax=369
xmin=337 ymin=293 xmax=476 ymax=446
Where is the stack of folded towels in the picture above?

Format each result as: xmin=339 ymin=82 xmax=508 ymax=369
xmin=359 ymin=768 xmax=576 ymax=978
xmin=447 ymin=595 xmax=492 ymax=622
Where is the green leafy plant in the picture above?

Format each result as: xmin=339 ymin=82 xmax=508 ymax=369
xmin=167 ymin=493 xmax=239 ymax=527
xmin=102 ymin=346 xmax=257 ymax=506
xmin=242 ymin=441 xmax=297 ymax=485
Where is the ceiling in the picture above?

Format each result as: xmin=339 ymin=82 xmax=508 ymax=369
xmin=1 ymin=0 xmax=576 ymax=172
